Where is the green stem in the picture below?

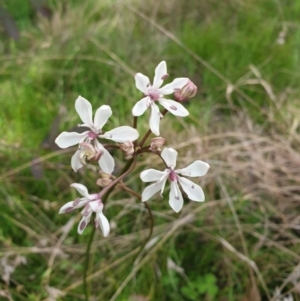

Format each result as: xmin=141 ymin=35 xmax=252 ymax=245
xmin=83 ymin=157 xmax=137 ymax=301
xmin=83 ymin=226 xmax=95 ymax=300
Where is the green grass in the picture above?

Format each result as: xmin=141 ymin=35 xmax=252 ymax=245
xmin=1 ymin=0 xmax=300 ymax=300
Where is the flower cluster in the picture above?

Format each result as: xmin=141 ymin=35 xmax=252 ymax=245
xmin=55 ymin=61 xmax=208 ymax=236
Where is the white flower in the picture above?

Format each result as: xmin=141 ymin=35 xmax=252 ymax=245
xmin=132 ymin=61 xmax=189 ymax=136
xmin=59 ymin=183 xmax=110 ymax=236
xmin=140 ymin=148 xmax=210 ymax=213
xmin=55 ymin=96 xmax=139 ymax=173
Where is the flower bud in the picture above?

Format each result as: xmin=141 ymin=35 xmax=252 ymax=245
xmin=150 ymin=137 xmax=166 ymax=151
xmin=79 ymin=142 xmax=102 ymax=165
xmin=120 ymin=141 xmax=135 ymax=159
xmin=174 ymin=79 xmax=197 ymax=102
xmin=96 ymin=177 xmax=112 ymax=187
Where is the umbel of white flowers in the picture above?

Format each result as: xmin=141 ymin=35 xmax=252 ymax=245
xmin=55 ymin=60 xmax=209 ymax=236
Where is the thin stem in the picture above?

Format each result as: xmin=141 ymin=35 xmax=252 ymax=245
xmin=138 ymin=129 xmax=152 ymax=148
xmin=83 ymin=226 xmax=95 ymax=300
xmin=137 ymin=109 xmax=168 ymax=148
xmin=133 ymin=116 xmax=137 ymax=129
xmin=98 ymin=157 xmax=137 ymax=199
xmin=102 ymin=144 xmax=120 ymax=150
xmin=83 ymin=157 xmax=137 ymax=301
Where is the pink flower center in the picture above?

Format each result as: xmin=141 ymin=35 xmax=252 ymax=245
xmin=148 ymin=87 xmax=160 ymax=101
xmin=169 ymin=169 xmax=178 ymax=182
xmin=88 ymin=131 xmax=98 ymax=139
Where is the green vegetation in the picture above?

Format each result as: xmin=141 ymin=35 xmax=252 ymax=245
xmin=1 ymin=0 xmax=300 ymax=300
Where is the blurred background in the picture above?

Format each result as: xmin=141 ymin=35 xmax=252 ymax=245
xmin=1 ymin=0 xmax=300 ymax=300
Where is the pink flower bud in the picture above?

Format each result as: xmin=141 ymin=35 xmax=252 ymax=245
xmin=120 ymin=141 xmax=135 ymax=159
xmin=96 ymin=177 xmax=112 ymax=187
xmin=174 ymin=79 xmax=197 ymax=102
xmin=150 ymin=137 xmax=166 ymax=151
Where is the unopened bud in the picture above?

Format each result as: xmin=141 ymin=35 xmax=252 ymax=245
xmin=79 ymin=143 xmax=102 ymax=165
xmin=120 ymin=141 xmax=135 ymax=159
xmin=150 ymin=137 xmax=166 ymax=151
xmin=174 ymin=79 xmax=197 ymax=102
xmin=96 ymin=177 xmax=112 ymax=187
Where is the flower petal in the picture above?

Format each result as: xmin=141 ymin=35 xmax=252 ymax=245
xmin=161 ymin=148 xmax=178 ymax=168
xmin=71 ymin=183 xmax=90 ymax=197
xmin=149 ymin=103 xmax=161 ymax=136
xmin=71 ymin=150 xmax=83 ymax=172
xmin=132 ymin=97 xmax=150 ymax=116
xmin=140 ymin=169 xmax=167 ymax=182
xmin=153 ymin=61 xmax=167 ymax=88
xmin=94 ymin=105 xmax=112 ymax=130
xmin=178 ymin=176 xmax=205 ymax=202
xmin=98 ymin=147 xmax=115 ymax=174
xmin=77 ymin=215 xmax=91 ymax=235
xmin=59 ymin=198 xmax=88 ymax=213
xmin=158 ymin=98 xmax=189 ymax=117
xmin=159 ymin=78 xmax=189 ymax=95
xmin=100 ymin=126 xmax=139 ymax=143
xmin=176 ymin=160 xmax=210 ymax=177
xmin=96 ymin=212 xmax=110 ymax=237
xmin=59 ymin=201 xmax=76 ymax=214
xmin=135 ymin=73 xmax=150 ymax=94
xmin=141 ymin=181 xmax=165 ymax=202
xmin=75 ymin=96 xmax=93 ymax=127
xmin=55 ymin=131 xmax=89 ymax=148
xmin=89 ymin=200 xmax=103 ymax=212
xmin=169 ymin=181 xmax=183 ymax=213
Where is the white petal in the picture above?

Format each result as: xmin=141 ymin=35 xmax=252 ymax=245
xmin=75 ymin=96 xmax=93 ymax=127
xmin=100 ymin=126 xmax=139 ymax=143
xmin=178 ymin=176 xmax=205 ymax=202
xmin=153 ymin=61 xmax=167 ymax=88
xmin=149 ymin=104 xmax=161 ymax=136
xmin=140 ymin=169 xmax=167 ymax=182
xmin=161 ymin=148 xmax=178 ymax=168
xmin=158 ymin=78 xmax=189 ymax=95
xmin=89 ymin=200 xmax=103 ymax=212
xmin=94 ymin=105 xmax=112 ymax=130
xmin=169 ymin=182 xmax=184 ymax=213
xmin=158 ymin=98 xmax=189 ymax=117
xmin=59 ymin=201 xmax=76 ymax=214
xmin=98 ymin=147 xmax=115 ymax=174
xmin=132 ymin=97 xmax=150 ymax=116
xmin=176 ymin=160 xmax=210 ymax=177
xmin=96 ymin=212 xmax=110 ymax=237
xmin=135 ymin=73 xmax=150 ymax=94
xmin=70 ymin=183 xmax=90 ymax=197
xmin=77 ymin=215 xmax=91 ymax=235
xmin=141 ymin=181 xmax=165 ymax=202
xmin=71 ymin=150 xmax=83 ymax=172
xmin=59 ymin=198 xmax=88 ymax=213
xmin=55 ymin=131 xmax=89 ymax=148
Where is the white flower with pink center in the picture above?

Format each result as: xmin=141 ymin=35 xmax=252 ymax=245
xmin=132 ymin=61 xmax=189 ymax=136
xmin=55 ymin=96 xmax=139 ymax=173
xmin=59 ymin=183 xmax=110 ymax=236
xmin=140 ymin=148 xmax=210 ymax=212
